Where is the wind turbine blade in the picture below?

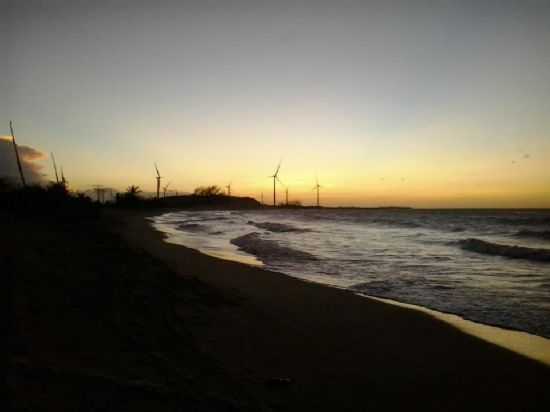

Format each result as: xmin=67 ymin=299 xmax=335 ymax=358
xmin=155 ymin=163 xmax=160 ymax=177
xmin=274 ymin=159 xmax=282 ymax=177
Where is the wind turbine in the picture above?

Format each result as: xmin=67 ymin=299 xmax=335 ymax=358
xmin=226 ymin=182 xmax=231 ymax=196
xmin=285 ymin=187 xmax=289 ymax=206
xmin=163 ymin=181 xmax=171 ymax=198
xmin=313 ymin=177 xmax=322 ymax=207
xmin=269 ymin=160 xmax=282 ymax=206
xmin=154 ymin=163 xmax=162 ymax=200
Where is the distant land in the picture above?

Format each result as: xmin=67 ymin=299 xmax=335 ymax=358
xmin=129 ymin=195 xmax=550 ymax=211
xmin=136 ymin=194 xmax=415 ymax=210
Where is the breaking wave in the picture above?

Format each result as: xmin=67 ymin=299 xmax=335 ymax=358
xmin=459 ymin=238 xmax=550 ymax=263
xmin=153 ymin=209 xmax=550 ymax=338
xmin=231 ymin=232 xmax=317 ymax=262
xmin=177 ymin=222 xmax=207 ymax=231
xmin=247 ymin=221 xmax=311 ymax=233
xmin=515 ymin=230 xmax=550 ymax=241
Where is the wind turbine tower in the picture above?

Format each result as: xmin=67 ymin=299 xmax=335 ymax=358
xmin=226 ymin=183 xmax=231 ymax=196
xmin=155 ymin=163 xmax=162 ymax=200
xmin=313 ymin=177 xmax=322 ymax=208
xmin=163 ymin=181 xmax=171 ymax=198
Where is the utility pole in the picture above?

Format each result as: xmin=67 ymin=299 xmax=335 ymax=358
xmin=60 ymin=167 xmax=67 ymax=186
xmin=9 ymin=121 xmax=26 ymax=187
xmin=51 ymin=153 xmax=59 ymax=183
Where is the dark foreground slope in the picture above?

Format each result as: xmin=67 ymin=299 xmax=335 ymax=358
xmin=4 ymin=212 xmax=260 ymax=411
xmin=5 ymin=209 xmax=550 ymax=411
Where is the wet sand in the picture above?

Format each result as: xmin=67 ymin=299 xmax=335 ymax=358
xmin=117 ymin=210 xmax=550 ymax=411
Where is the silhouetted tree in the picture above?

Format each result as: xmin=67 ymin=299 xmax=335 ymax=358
xmin=0 ymin=177 xmax=15 ymax=192
xmin=193 ymin=185 xmax=223 ymax=196
xmin=126 ymin=185 xmax=142 ymax=197
xmin=115 ymin=185 xmax=142 ymax=207
xmin=46 ymin=181 xmax=69 ymax=197
xmin=0 ymin=180 xmax=96 ymax=219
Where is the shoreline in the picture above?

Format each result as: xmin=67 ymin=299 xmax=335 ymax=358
xmin=112 ymin=209 xmax=550 ymax=410
xmin=364 ymin=295 xmax=550 ymax=366
xmin=150 ymin=209 xmax=550 ymax=365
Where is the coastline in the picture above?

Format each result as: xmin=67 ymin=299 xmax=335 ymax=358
xmin=364 ymin=295 xmax=550 ymax=366
xmin=114 ymin=209 xmax=550 ymax=410
xmin=149 ymin=209 xmax=550 ymax=365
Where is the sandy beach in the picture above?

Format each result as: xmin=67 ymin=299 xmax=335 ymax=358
xmin=116 ymin=210 xmax=550 ymax=410
xmin=7 ymin=209 xmax=550 ymax=411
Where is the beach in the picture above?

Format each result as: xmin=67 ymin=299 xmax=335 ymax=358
xmin=7 ymin=209 xmax=550 ymax=411
xmin=118 ymin=210 xmax=550 ymax=410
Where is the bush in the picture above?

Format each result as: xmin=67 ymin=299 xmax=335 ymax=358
xmin=193 ymin=185 xmax=224 ymax=197
xmin=0 ymin=181 xmax=98 ymax=220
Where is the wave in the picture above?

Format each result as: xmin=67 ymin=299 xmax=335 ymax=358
xmin=177 ymin=222 xmax=207 ymax=231
xmin=515 ymin=230 xmax=550 ymax=241
xmin=458 ymin=238 xmax=550 ymax=262
xmin=368 ymin=217 xmax=421 ymax=229
xmin=490 ymin=216 xmax=550 ymax=226
xmin=247 ymin=221 xmax=311 ymax=233
xmin=231 ymin=232 xmax=317 ymax=262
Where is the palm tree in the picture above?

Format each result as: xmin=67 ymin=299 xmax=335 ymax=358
xmin=126 ymin=185 xmax=142 ymax=196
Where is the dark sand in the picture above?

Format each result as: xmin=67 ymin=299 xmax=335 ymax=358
xmin=6 ymin=209 xmax=550 ymax=411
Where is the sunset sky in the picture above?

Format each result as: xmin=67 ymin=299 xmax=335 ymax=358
xmin=2 ymin=0 xmax=550 ymax=207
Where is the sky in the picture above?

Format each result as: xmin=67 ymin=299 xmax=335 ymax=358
xmin=2 ymin=0 xmax=550 ymax=207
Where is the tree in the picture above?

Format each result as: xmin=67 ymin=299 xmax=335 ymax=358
xmin=193 ymin=185 xmax=223 ymax=196
xmin=126 ymin=185 xmax=142 ymax=197
xmin=115 ymin=185 xmax=142 ymax=206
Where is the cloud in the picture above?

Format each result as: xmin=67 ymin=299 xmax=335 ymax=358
xmin=0 ymin=136 xmax=47 ymax=183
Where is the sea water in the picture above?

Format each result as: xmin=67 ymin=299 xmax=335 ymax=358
xmin=151 ymin=208 xmax=550 ymax=339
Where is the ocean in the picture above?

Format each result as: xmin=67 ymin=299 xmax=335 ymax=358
xmin=151 ymin=208 xmax=550 ymax=339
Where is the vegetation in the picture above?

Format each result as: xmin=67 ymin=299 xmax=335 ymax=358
xmin=1 ymin=177 xmax=261 ymax=215
xmin=115 ymin=185 xmax=144 ymax=207
xmin=193 ymin=185 xmax=224 ymax=196
xmin=0 ymin=179 xmax=98 ymax=220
